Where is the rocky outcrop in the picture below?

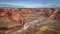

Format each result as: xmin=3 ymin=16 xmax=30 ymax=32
xmin=0 ymin=8 xmax=24 ymax=27
xmin=48 ymin=8 xmax=60 ymax=20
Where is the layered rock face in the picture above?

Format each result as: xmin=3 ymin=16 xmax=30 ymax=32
xmin=0 ymin=8 xmax=24 ymax=28
xmin=18 ymin=8 xmax=60 ymax=20
xmin=0 ymin=8 xmax=60 ymax=34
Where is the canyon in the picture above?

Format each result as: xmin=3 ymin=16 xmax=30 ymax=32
xmin=0 ymin=8 xmax=60 ymax=34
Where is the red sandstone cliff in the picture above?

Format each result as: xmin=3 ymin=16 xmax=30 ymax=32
xmin=0 ymin=8 xmax=24 ymax=27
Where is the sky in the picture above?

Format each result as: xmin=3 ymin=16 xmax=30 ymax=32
xmin=0 ymin=0 xmax=60 ymax=8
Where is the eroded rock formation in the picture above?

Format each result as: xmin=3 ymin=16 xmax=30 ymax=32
xmin=0 ymin=8 xmax=24 ymax=27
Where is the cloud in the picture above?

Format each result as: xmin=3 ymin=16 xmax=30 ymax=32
xmin=0 ymin=3 xmax=25 ymax=8
xmin=0 ymin=2 xmax=60 ymax=8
